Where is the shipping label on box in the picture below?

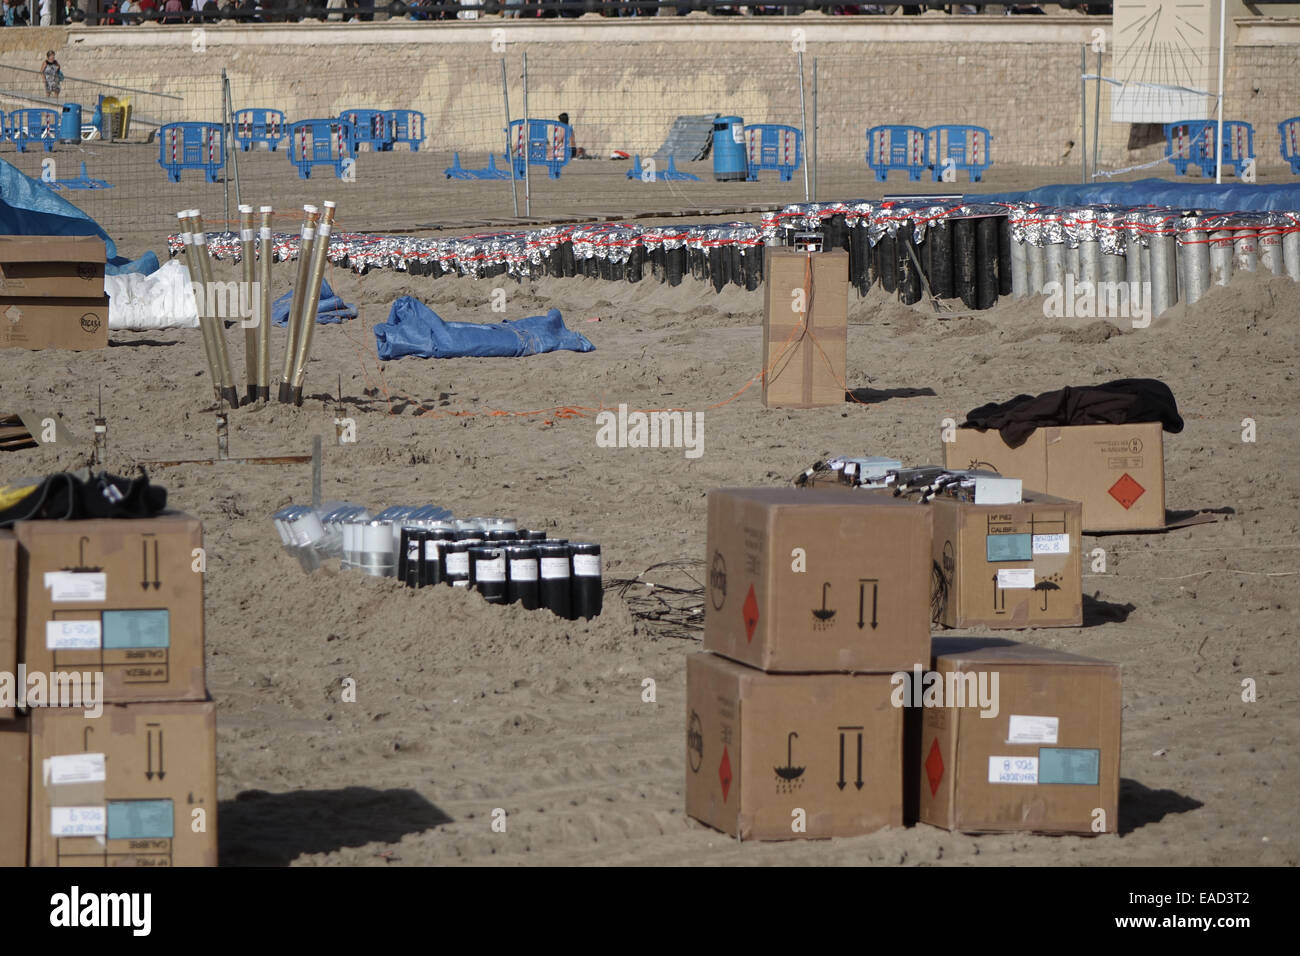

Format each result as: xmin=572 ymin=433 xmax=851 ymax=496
xmin=944 ymin=422 xmax=1166 ymax=531
xmin=0 ymin=717 xmax=29 ymax=866
xmin=29 ymin=700 xmax=217 ymax=867
xmin=17 ymin=515 xmax=206 ymax=704
xmin=704 ymin=487 xmax=932 ymax=673
xmin=685 ymin=652 xmax=902 ymax=841
xmin=918 ymin=638 xmax=1121 ymax=835
xmin=762 ymin=249 xmax=848 ymax=408
xmin=930 ymin=492 xmax=1083 ymax=629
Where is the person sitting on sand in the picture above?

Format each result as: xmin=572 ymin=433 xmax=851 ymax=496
xmin=558 ymin=113 xmax=587 ymax=160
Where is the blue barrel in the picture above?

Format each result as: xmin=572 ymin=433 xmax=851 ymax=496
xmin=712 ymin=115 xmax=747 ymax=182
xmin=59 ymin=103 xmax=82 ymax=144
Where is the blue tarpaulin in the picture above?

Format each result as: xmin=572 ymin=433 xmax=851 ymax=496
xmin=272 ymin=279 xmax=358 ymax=327
xmin=971 ymin=178 xmax=1300 ymax=213
xmin=375 ymin=297 xmax=596 ymax=361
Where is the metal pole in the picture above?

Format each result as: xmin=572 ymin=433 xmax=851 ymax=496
xmin=312 ymin=435 xmax=322 ymax=511
xmin=812 ymin=57 xmax=818 ymax=202
xmin=1092 ymin=48 xmax=1102 ymax=180
xmin=501 ymin=58 xmax=519 ymax=219
xmin=280 ymin=206 xmax=319 ymax=403
xmin=522 ymin=51 xmax=531 ymax=219
xmin=797 ymin=50 xmax=810 ymax=203
xmin=192 ymin=210 xmax=240 ymax=409
xmin=178 ymin=210 xmax=221 ymax=401
xmin=223 ymin=70 xmax=242 ymax=211
xmin=257 ymin=206 xmax=273 ymax=402
xmin=239 ymin=204 xmax=256 ymax=404
xmin=290 ymin=201 xmax=337 ymax=405
xmin=1080 ymin=45 xmax=1087 ymax=183
xmin=1215 ymin=0 xmax=1226 ymax=185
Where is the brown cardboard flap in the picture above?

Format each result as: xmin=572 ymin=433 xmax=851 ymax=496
xmin=0 ymin=236 xmax=106 ymax=265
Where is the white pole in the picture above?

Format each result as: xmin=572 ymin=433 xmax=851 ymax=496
xmin=1215 ymin=0 xmax=1226 ymax=185
xmin=797 ymin=50 xmax=809 ymax=203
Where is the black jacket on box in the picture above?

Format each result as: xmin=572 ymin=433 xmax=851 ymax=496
xmin=960 ymin=378 xmax=1184 ymax=449
xmin=0 ymin=468 xmax=167 ymax=528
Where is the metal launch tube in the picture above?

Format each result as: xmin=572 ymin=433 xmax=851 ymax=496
xmin=1259 ymin=216 xmax=1284 ymax=277
xmin=290 ymin=201 xmax=336 ymax=405
xmin=1025 ymin=238 xmax=1044 ymax=295
xmin=257 ymin=206 xmax=274 ymax=402
xmin=280 ymin=205 xmax=319 ymax=403
xmin=1283 ymin=215 xmax=1300 ymax=282
xmin=1178 ymin=215 xmax=1210 ymax=307
xmin=177 ymin=210 xmax=221 ymax=400
xmin=1232 ymin=219 xmax=1259 ymax=274
xmin=192 ymin=210 xmax=240 ymax=408
xmin=238 ymin=205 xmax=257 ymax=404
xmin=1062 ymin=241 xmax=1078 ymax=287
xmin=1209 ymin=225 xmax=1234 ymax=287
xmin=1044 ymin=239 xmax=1065 ymax=292
xmin=1148 ymin=228 xmax=1178 ymax=318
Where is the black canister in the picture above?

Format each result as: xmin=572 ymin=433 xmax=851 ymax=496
xmin=442 ymin=541 xmax=471 ymax=588
xmin=470 ymin=546 xmax=507 ymax=604
xmin=455 ymin=529 xmax=483 ymax=543
xmin=487 ymin=529 xmax=517 ymax=543
xmin=537 ymin=541 xmax=572 ymax=619
xmin=519 ymin=530 xmax=548 ymax=542
xmin=505 ymin=544 xmax=540 ymax=610
xmin=569 ymin=542 xmax=603 ymax=620
xmin=398 ymin=526 xmax=419 ymax=587
xmin=421 ymin=529 xmax=453 ymax=587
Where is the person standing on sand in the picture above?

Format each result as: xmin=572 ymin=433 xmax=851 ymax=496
xmin=41 ymin=50 xmax=62 ymax=97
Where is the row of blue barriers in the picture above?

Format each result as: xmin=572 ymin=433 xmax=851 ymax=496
xmin=1162 ymin=117 xmax=1300 ymax=177
xmin=232 ymin=108 xmax=425 ymax=154
xmin=866 ymin=125 xmax=993 ymax=183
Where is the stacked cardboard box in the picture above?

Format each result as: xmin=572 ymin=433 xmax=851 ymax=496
xmin=0 ymin=237 xmax=109 ymax=351
xmin=762 ymin=249 xmax=849 ymax=408
xmin=687 ymin=487 xmax=932 ymax=840
xmin=3 ymin=514 xmax=217 ymax=867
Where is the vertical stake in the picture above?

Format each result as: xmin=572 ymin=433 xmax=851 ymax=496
xmin=312 ymin=435 xmax=322 ymax=510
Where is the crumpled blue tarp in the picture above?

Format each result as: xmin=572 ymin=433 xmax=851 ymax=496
xmin=106 ymin=251 xmax=160 ymax=277
xmin=971 ymin=178 xmax=1300 ymax=213
xmin=0 ymin=157 xmax=118 ymax=259
xmin=375 ymin=297 xmax=596 ymax=361
xmin=272 ymin=279 xmax=358 ymax=327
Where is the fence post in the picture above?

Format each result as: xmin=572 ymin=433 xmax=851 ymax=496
xmin=221 ymin=70 xmax=230 ymax=226
xmin=522 ymin=50 xmax=531 ymax=219
xmin=1092 ymin=48 xmax=1101 ymax=179
xmin=797 ymin=50 xmax=809 ymax=203
xmin=1215 ymin=0 xmax=1226 ymax=184
xmin=1080 ymin=45 xmax=1087 ymax=183
xmin=501 ymin=58 xmax=519 ymax=219
xmin=223 ymin=70 xmax=242 ymax=213
xmin=812 ymin=56 xmax=818 ymax=202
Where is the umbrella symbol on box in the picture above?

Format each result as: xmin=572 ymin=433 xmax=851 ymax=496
xmin=812 ymin=582 xmax=836 ymax=628
xmin=1034 ymin=579 xmax=1061 ymax=611
xmin=774 ymin=731 xmax=805 ymax=781
xmin=63 ymin=536 xmax=102 ymax=573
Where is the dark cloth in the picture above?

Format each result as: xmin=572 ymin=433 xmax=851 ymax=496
xmin=960 ymin=378 xmax=1183 ymax=448
xmin=0 ymin=469 xmax=167 ymax=528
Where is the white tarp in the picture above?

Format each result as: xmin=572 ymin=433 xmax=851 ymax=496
xmin=106 ymin=258 xmax=199 ymax=331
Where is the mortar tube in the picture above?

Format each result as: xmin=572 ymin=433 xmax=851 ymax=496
xmin=973 ymin=216 xmax=998 ymax=310
xmin=238 ymin=205 xmax=257 ymax=404
xmin=1258 ymin=219 xmax=1284 ymax=277
xmin=193 ymin=211 xmax=241 ymax=409
xmin=1209 ymin=228 xmax=1234 ymax=287
xmin=1100 ymin=249 xmax=1124 ymax=287
xmin=1149 ymin=230 xmax=1177 ymax=318
xmin=1078 ymin=237 xmax=1101 ymax=291
xmin=1025 ymin=239 xmax=1044 ymax=296
xmin=257 ymin=206 xmax=274 ymax=402
xmin=996 ymin=216 xmax=1013 ymax=297
xmin=1063 ymin=241 xmax=1079 ymax=287
xmin=1140 ymin=240 xmax=1152 ymax=295
xmin=1178 ymin=217 xmax=1210 ymax=307
xmin=177 ymin=211 xmax=221 ymax=400
xmin=1044 ymin=240 xmax=1065 ymax=293
xmin=1010 ymin=235 xmax=1028 ymax=298
xmin=290 ymin=201 xmax=337 ymax=404
xmin=929 ymin=221 xmax=952 ymax=299
xmin=952 ymin=217 xmax=977 ymax=310
xmin=1283 ymin=218 xmax=1300 ymax=282
xmin=1125 ymin=231 xmax=1142 ymax=286
xmin=1232 ymin=223 xmax=1259 ymax=275
xmin=280 ymin=205 xmax=319 ymax=403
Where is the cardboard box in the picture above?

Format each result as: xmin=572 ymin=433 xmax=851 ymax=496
xmin=29 ymin=700 xmax=217 ymax=866
xmin=945 ymin=422 xmax=1165 ymax=532
xmin=762 ymin=248 xmax=848 ymax=407
xmin=0 ymin=530 xmax=16 ymax=720
xmin=685 ymin=652 xmax=902 ymax=840
xmin=17 ymin=515 xmax=206 ymax=705
xmin=0 ymin=717 xmax=29 ymax=866
xmin=930 ymin=491 xmax=1083 ymax=629
xmin=0 ymin=297 xmax=109 ymax=351
xmin=0 ymin=236 xmax=106 ymax=298
xmin=705 ymin=487 xmax=932 ymax=673
xmin=918 ymin=638 xmax=1121 ymax=835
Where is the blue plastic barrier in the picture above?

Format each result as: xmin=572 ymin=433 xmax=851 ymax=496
xmin=10 ymin=108 xmax=59 ymax=153
xmin=743 ymin=123 xmax=802 ymax=182
xmin=445 ymin=152 xmax=511 ymax=180
xmin=339 ymin=109 xmax=394 ymax=153
xmin=48 ymin=161 xmax=113 ymax=191
xmin=158 ymin=121 xmax=224 ymax=183
xmin=626 ymin=154 xmax=700 ymax=182
xmin=507 ymin=119 xmax=571 ymax=180
xmin=1278 ymin=116 xmax=1300 ymax=175
xmin=865 ymin=125 xmax=927 ymax=182
xmin=385 ymin=109 xmax=425 ymax=152
xmin=288 ymin=119 xmax=354 ymax=180
xmin=1165 ymin=120 xmax=1255 ymax=177
xmin=927 ymin=124 xmax=992 ymax=183
xmin=232 ymin=108 xmax=287 ymax=152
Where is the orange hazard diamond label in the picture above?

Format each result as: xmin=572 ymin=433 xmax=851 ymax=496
xmin=1108 ymin=473 xmax=1146 ymax=510
xmin=925 ymin=739 xmax=944 ymax=797
xmin=719 ymin=746 xmax=733 ymax=802
xmin=742 ymin=585 xmax=759 ymax=643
